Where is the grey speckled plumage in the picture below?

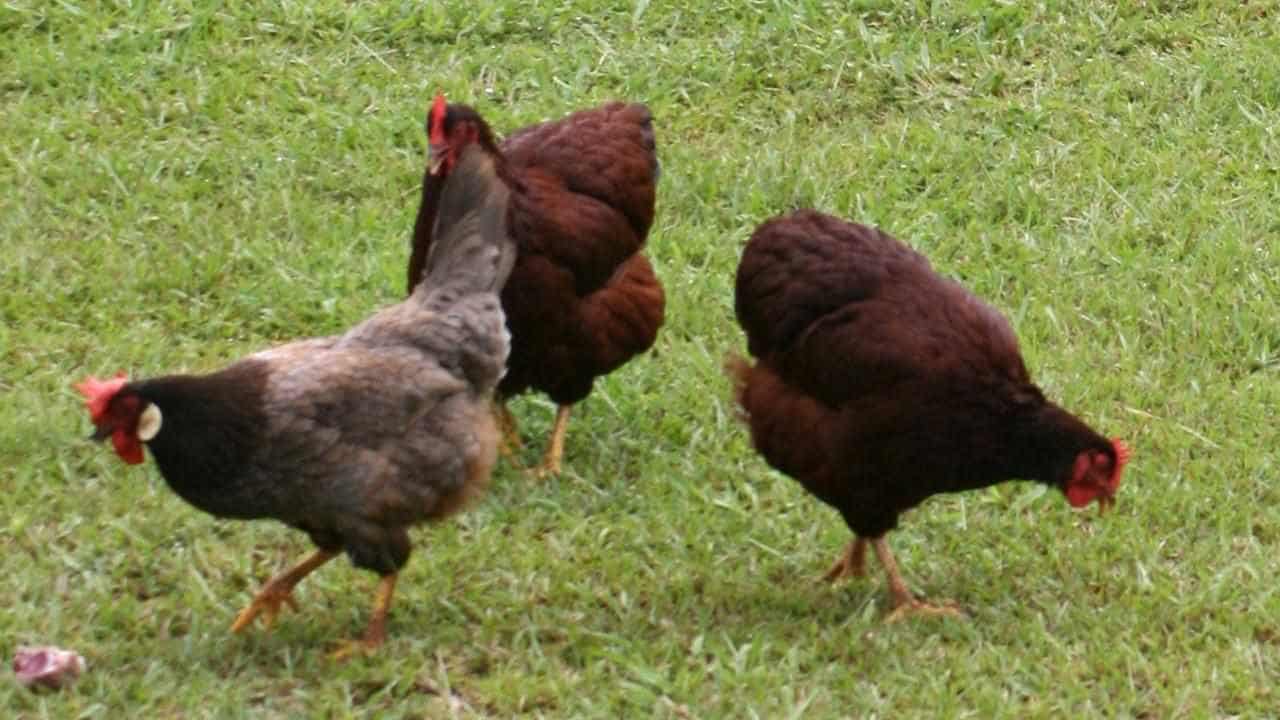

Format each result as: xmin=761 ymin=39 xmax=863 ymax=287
xmin=125 ymin=145 xmax=514 ymax=575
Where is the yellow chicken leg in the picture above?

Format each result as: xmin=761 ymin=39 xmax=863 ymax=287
xmin=231 ymin=549 xmax=337 ymax=633
xmin=495 ymin=400 xmax=523 ymax=457
xmin=330 ymin=574 xmax=398 ymax=661
xmin=822 ymin=537 xmax=867 ymax=582
xmin=870 ymin=537 xmax=964 ymax=623
xmin=533 ymin=404 xmax=572 ymax=478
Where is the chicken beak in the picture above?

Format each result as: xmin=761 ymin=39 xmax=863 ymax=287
xmin=89 ymin=425 xmax=112 ymax=442
xmin=428 ymin=144 xmax=447 ymax=175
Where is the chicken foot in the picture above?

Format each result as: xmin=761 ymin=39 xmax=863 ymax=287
xmin=533 ymin=404 xmax=572 ymax=478
xmin=870 ymin=537 xmax=964 ymax=623
xmin=231 ymin=549 xmax=338 ymax=633
xmin=329 ymin=573 xmax=398 ymax=661
xmin=822 ymin=537 xmax=867 ymax=582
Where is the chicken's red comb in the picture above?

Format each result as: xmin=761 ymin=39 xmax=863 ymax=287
xmin=429 ymin=93 xmax=447 ymax=146
xmin=74 ymin=373 xmax=128 ymax=422
xmin=1109 ymin=438 xmax=1131 ymax=487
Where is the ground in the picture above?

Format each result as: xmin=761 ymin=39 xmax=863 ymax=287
xmin=2 ymin=0 xmax=1279 ymax=716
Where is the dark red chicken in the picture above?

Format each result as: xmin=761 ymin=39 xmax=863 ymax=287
xmin=728 ymin=209 xmax=1130 ymax=620
xmin=408 ymin=95 xmax=665 ymax=476
xmin=76 ymin=145 xmax=513 ymax=656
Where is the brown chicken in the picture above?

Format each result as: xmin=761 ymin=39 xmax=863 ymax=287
xmin=76 ymin=145 xmax=513 ymax=656
xmin=729 ymin=209 xmax=1130 ymax=621
xmin=408 ymin=95 xmax=665 ymax=476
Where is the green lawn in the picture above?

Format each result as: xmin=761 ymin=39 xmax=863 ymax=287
xmin=3 ymin=0 xmax=1279 ymax=716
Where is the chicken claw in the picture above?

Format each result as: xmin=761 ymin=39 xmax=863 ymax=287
xmin=821 ymin=538 xmax=867 ymax=582
xmin=532 ymin=457 xmax=561 ymax=479
xmin=884 ymin=597 xmax=966 ymax=623
xmin=328 ymin=618 xmax=388 ymax=661
xmin=328 ymin=637 xmax=381 ymax=662
xmin=230 ymin=586 xmax=299 ymax=633
xmin=230 ymin=549 xmax=337 ymax=634
xmin=870 ymin=536 xmax=966 ymax=623
xmin=329 ymin=574 xmax=397 ymax=661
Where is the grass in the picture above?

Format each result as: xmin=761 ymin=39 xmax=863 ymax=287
xmin=2 ymin=0 xmax=1279 ymax=716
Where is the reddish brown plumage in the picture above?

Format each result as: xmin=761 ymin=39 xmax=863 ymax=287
xmin=730 ymin=209 xmax=1128 ymax=614
xmin=410 ymin=99 xmax=664 ymax=471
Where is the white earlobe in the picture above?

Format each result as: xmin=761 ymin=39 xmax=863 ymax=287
xmin=137 ymin=404 xmax=163 ymax=441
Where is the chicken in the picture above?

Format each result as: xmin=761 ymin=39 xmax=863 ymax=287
xmin=408 ymin=95 xmax=665 ymax=476
xmin=728 ymin=209 xmax=1130 ymax=621
xmin=75 ymin=144 xmax=513 ymax=656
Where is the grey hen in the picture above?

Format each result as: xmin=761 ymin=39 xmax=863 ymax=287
xmin=76 ymin=144 xmax=513 ymax=656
